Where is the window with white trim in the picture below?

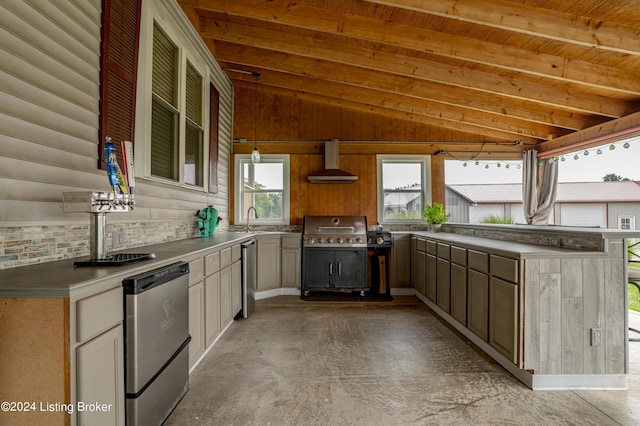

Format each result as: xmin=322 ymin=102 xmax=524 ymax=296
xmin=619 ymin=215 xmax=635 ymax=230
xmin=377 ymin=155 xmax=431 ymax=223
xmin=235 ymin=155 xmax=290 ymax=225
xmin=148 ymin=20 xmax=206 ymax=188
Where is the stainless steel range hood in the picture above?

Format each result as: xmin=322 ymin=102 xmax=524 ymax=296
xmin=307 ymin=140 xmax=358 ymax=183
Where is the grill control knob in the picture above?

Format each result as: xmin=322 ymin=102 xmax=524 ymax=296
xmin=337 ymin=237 xmax=343 ymax=244
xmin=355 ymin=237 xmax=363 ymax=244
xmin=327 ymin=237 xmax=334 ymax=243
xmin=346 ymin=237 xmax=353 ymax=244
xmin=376 ymin=236 xmax=384 ymax=245
xmin=317 ymin=237 xmax=324 ymax=243
xmin=307 ymin=237 xmax=315 ymax=244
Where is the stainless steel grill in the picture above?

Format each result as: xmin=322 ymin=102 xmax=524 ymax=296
xmin=303 ymin=216 xmax=367 ymax=248
xmin=302 ymin=216 xmax=368 ymax=294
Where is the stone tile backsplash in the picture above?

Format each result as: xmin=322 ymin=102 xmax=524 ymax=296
xmin=0 ymin=220 xmax=201 ymax=270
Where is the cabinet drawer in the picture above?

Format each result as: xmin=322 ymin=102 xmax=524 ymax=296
xmin=468 ymin=250 xmax=489 ymax=273
xmin=426 ymin=240 xmax=437 ymax=255
xmin=189 ymin=257 xmax=204 ymax=285
xmin=282 ymin=235 xmax=301 ymax=249
xmin=205 ymin=252 xmax=220 ymax=275
xmin=491 ymin=255 xmax=519 ymax=283
xmin=437 ymin=243 xmax=450 ymax=260
xmin=232 ymin=244 xmax=241 ymax=262
xmin=76 ymin=287 xmax=122 ymax=343
xmin=220 ymin=247 xmax=232 ymax=268
xmin=416 ymin=238 xmax=426 ymax=252
xmin=450 ymin=246 xmax=467 ymax=265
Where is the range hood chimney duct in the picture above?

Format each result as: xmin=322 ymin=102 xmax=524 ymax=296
xmin=307 ymin=140 xmax=358 ymax=183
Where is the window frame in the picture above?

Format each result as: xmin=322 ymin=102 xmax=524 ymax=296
xmin=234 ymin=154 xmax=291 ymax=225
xmin=135 ymin=8 xmax=211 ymax=191
xmin=376 ymin=155 xmax=431 ymax=224
xmin=618 ymin=215 xmax=636 ymax=230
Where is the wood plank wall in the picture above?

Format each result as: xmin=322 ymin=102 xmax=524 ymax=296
xmin=232 ymin=84 xmax=452 ymax=224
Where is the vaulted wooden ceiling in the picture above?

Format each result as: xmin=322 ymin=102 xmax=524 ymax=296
xmin=177 ymin=0 xmax=640 ymax=159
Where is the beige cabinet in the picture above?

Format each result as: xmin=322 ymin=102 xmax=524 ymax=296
xmin=220 ymin=265 xmax=232 ymax=326
xmin=391 ymin=234 xmax=411 ymax=287
xmin=188 ymin=281 xmax=205 ymax=367
xmin=76 ymin=325 xmax=125 ymax=425
xmin=232 ymin=258 xmax=242 ymax=315
xmin=281 ymin=234 xmax=301 ymax=287
xmin=257 ymin=236 xmax=281 ymax=291
xmin=204 ymin=272 xmax=221 ymax=347
xmin=467 ymin=269 xmax=489 ymax=341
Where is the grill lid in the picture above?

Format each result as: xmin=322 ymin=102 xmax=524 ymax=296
xmin=303 ymin=216 xmax=367 ymax=247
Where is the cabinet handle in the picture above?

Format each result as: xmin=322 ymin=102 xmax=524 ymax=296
xmin=338 ymin=262 xmax=342 ymax=276
xmin=329 ymin=262 xmax=333 ymax=276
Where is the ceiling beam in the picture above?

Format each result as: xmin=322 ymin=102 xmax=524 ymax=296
xmin=195 ymin=16 xmax=636 ymax=118
xmin=215 ymin=42 xmax=602 ymax=132
xmin=184 ymin=0 xmax=640 ymax=94
xmin=366 ymin=0 xmax=640 ymax=56
xmin=230 ymin=69 xmax=559 ymax=141
xmin=537 ymin=111 xmax=640 ymax=158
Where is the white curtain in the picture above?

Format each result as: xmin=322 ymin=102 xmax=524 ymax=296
xmin=522 ymin=149 xmax=558 ymax=225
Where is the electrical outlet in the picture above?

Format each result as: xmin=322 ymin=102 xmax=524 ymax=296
xmin=591 ymin=328 xmax=602 ymax=346
xmin=112 ymin=231 xmax=125 ymax=249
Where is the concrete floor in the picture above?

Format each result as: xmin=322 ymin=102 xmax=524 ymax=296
xmin=166 ymin=296 xmax=640 ymax=426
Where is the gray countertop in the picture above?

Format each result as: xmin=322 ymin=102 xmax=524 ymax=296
xmin=405 ymin=231 xmax=601 ymax=259
xmin=0 ymin=232 xmax=255 ymax=298
xmin=0 ymin=226 xmax=624 ymax=298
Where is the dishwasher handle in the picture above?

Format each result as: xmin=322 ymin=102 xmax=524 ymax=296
xmin=123 ymin=262 xmax=189 ymax=294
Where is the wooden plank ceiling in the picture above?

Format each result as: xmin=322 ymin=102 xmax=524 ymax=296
xmin=178 ymin=0 xmax=640 ymax=160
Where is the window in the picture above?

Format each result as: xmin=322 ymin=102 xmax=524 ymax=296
xmin=235 ymin=155 xmax=290 ymax=224
xmin=619 ymin=215 xmax=635 ymax=230
xmin=377 ymin=155 xmax=431 ymax=223
xmin=147 ymin=20 xmax=206 ymax=188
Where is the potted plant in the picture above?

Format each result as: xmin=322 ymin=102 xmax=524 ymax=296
xmin=423 ymin=202 xmax=450 ymax=232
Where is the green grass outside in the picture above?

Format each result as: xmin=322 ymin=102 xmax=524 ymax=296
xmin=630 ymin=263 xmax=640 ymax=312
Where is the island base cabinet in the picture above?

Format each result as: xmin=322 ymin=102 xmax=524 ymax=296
xmin=450 ymin=263 xmax=467 ymax=326
xmin=489 ymin=277 xmax=518 ymax=363
xmin=467 ymin=269 xmax=489 ymax=341
xmin=76 ymin=325 xmax=125 ymax=425
xmin=426 ymin=254 xmax=437 ymax=303
xmin=436 ymin=258 xmax=450 ymax=313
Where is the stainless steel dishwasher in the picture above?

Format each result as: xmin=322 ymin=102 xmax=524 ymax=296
xmin=241 ymin=240 xmax=256 ymax=318
xmin=123 ymin=262 xmax=190 ymax=426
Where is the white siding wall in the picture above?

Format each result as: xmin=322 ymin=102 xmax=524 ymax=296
xmin=0 ymin=0 xmax=234 ymax=269
xmin=558 ymin=204 xmax=606 ymax=228
xmin=469 ymin=204 xmax=504 ymax=223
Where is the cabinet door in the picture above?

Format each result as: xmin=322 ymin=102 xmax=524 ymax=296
xmin=410 ymin=237 xmax=417 ymax=289
xmin=188 ymin=282 xmax=205 ymax=368
xmin=450 ymin=263 xmax=467 ymax=326
xmin=76 ymin=325 xmax=125 ymax=426
xmin=415 ymin=250 xmax=426 ymax=296
xmin=281 ymin=248 xmax=301 ymax=287
xmin=257 ymin=236 xmax=281 ymax=290
xmin=335 ymin=249 xmax=366 ymax=289
xmin=204 ymin=272 xmax=220 ymax=347
xmin=391 ymin=234 xmax=411 ymax=287
xmin=302 ymin=248 xmax=333 ymax=289
xmin=232 ymin=260 xmax=242 ymax=317
xmin=467 ymin=269 xmax=489 ymax=341
xmin=220 ymin=266 xmax=232 ymax=327
xmin=426 ymin=254 xmax=437 ymax=303
xmin=436 ymin=258 xmax=450 ymax=313
xmin=490 ymin=277 xmax=518 ymax=363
